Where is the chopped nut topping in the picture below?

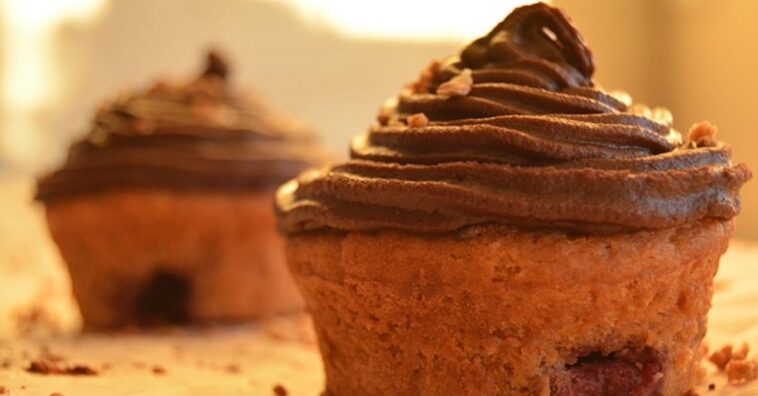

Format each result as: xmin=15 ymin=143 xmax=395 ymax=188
xmin=148 ymin=79 xmax=172 ymax=95
xmin=688 ymin=121 xmax=718 ymax=148
xmin=88 ymin=128 xmax=109 ymax=146
xmin=410 ymin=61 xmax=441 ymax=94
xmin=387 ymin=117 xmax=405 ymax=127
xmin=608 ymin=90 xmax=632 ymax=107
xmin=376 ymin=113 xmax=390 ymax=125
xmin=202 ymin=50 xmax=229 ymax=79
xmin=406 ymin=113 xmax=429 ymax=128
xmin=725 ymin=358 xmax=757 ymax=384
xmin=377 ymin=98 xmax=399 ymax=126
xmin=629 ymin=103 xmax=653 ymax=119
xmin=651 ymin=107 xmax=673 ymax=127
xmin=131 ymin=118 xmax=155 ymax=135
xmin=437 ymin=68 xmax=473 ymax=97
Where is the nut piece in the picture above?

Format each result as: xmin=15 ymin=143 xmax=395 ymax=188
xmin=725 ymin=358 xmax=758 ymax=384
xmin=437 ymin=69 xmax=473 ymax=97
xmin=410 ymin=61 xmax=442 ymax=94
xmin=406 ymin=113 xmax=429 ymax=128
xmin=651 ymin=107 xmax=673 ymax=127
xmin=688 ymin=121 xmax=718 ymax=148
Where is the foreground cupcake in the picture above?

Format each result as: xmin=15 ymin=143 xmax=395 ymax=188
xmin=37 ymin=52 xmax=322 ymax=330
xmin=276 ymin=4 xmax=751 ymax=395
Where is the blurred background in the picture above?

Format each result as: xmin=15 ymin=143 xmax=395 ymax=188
xmin=0 ymin=0 xmax=756 ymax=233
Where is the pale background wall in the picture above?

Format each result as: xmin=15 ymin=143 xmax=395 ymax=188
xmin=557 ymin=0 xmax=758 ymax=238
xmin=1 ymin=0 xmax=756 ymax=238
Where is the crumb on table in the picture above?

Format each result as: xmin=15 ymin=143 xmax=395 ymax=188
xmin=709 ymin=343 xmax=750 ymax=371
xmin=726 ymin=358 xmax=758 ymax=384
xmin=26 ymin=358 xmax=97 ymax=376
xmin=273 ymin=383 xmax=288 ymax=396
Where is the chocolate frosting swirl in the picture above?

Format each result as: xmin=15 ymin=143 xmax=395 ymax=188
xmin=37 ymin=51 xmax=323 ymax=202
xmin=276 ymin=3 xmax=751 ymax=235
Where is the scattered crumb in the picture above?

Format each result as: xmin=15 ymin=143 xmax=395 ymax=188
xmin=709 ymin=343 xmax=750 ymax=371
xmin=26 ymin=354 xmax=97 ymax=375
xmin=687 ymin=121 xmax=718 ymax=148
xmin=708 ymin=383 xmax=716 ymax=391
xmin=273 ymin=384 xmax=288 ymax=396
xmin=436 ymin=69 xmax=473 ymax=97
xmin=152 ymin=366 xmax=166 ymax=375
xmin=406 ymin=113 xmax=429 ymax=128
xmin=735 ymin=343 xmax=750 ymax=360
xmin=26 ymin=359 xmax=98 ymax=376
xmin=9 ymin=282 xmax=68 ymax=337
xmin=725 ymin=358 xmax=757 ymax=385
xmin=224 ymin=364 xmax=240 ymax=374
xmin=710 ymin=345 xmax=735 ymax=371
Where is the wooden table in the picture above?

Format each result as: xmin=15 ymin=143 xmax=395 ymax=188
xmin=1 ymin=175 xmax=756 ymax=395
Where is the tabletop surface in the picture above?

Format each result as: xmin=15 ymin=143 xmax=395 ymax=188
xmin=0 ymin=175 xmax=756 ymax=395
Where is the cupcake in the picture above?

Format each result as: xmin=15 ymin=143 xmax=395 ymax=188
xmin=37 ymin=51 xmax=322 ymax=330
xmin=276 ymin=4 xmax=751 ymax=395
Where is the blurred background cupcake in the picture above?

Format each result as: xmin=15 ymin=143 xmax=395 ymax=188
xmin=35 ymin=51 xmax=325 ymax=330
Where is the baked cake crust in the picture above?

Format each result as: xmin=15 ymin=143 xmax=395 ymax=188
xmin=287 ymin=220 xmax=732 ymax=395
xmin=46 ymin=190 xmax=303 ymax=329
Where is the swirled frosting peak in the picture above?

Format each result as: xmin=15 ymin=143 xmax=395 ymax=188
xmin=37 ymin=51 xmax=324 ymax=201
xmin=275 ymin=2 xmax=751 ymax=235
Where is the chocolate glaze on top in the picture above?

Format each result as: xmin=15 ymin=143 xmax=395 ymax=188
xmin=36 ymin=51 xmax=323 ymax=202
xmin=276 ymin=3 xmax=751 ymax=235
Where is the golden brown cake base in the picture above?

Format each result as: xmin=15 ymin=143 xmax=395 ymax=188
xmin=287 ymin=220 xmax=734 ymax=396
xmin=45 ymin=189 xmax=303 ymax=330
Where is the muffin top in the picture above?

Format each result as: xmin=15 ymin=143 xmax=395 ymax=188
xmin=36 ymin=51 xmax=322 ymax=202
xmin=276 ymin=2 xmax=751 ymax=235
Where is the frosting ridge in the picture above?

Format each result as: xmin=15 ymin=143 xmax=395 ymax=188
xmin=37 ymin=51 xmax=322 ymax=201
xmin=276 ymin=3 xmax=751 ymax=234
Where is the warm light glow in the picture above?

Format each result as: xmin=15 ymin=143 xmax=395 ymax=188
xmin=0 ymin=0 xmax=109 ymax=165
xmin=285 ymin=0 xmax=541 ymax=41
